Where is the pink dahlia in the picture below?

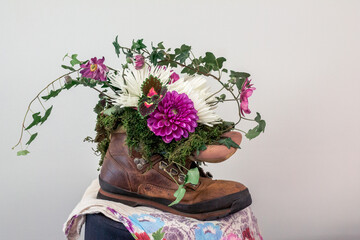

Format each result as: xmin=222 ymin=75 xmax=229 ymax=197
xmin=240 ymin=78 xmax=256 ymax=116
xmin=80 ymin=57 xmax=108 ymax=81
xmin=134 ymin=54 xmax=145 ymax=70
xmin=147 ymin=91 xmax=198 ymax=143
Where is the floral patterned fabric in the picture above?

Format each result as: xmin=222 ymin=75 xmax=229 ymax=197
xmin=64 ymin=179 xmax=263 ymax=240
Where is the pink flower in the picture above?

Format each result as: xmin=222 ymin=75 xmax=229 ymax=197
xmin=134 ymin=54 xmax=145 ymax=70
xmin=221 ymin=233 xmax=242 ymax=240
xmin=147 ymin=91 xmax=198 ymax=143
xmin=80 ymin=57 xmax=108 ymax=81
xmin=240 ymin=78 xmax=256 ymax=116
xmin=169 ymin=71 xmax=180 ymax=84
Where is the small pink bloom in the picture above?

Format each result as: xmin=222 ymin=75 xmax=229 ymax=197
xmin=240 ymin=78 xmax=256 ymax=116
xmin=242 ymin=227 xmax=255 ymax=240
xmin=169 ymin=71 xmax=180 ymax=84
xmin=80 ymin=57 xmax=108 ymax=81
xmin=134 ymin=54 xmax=145 ymax=70
xmin=221 ymin=233 xmax=242 ymax=240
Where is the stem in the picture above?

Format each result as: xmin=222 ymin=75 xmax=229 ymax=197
xmin=206 ymin=86 xmax=225 ymax=101
xmin=37 ymin=97 xmax=46 ymax=111
xmin=12 ymin=70 xmax=79 ymax=150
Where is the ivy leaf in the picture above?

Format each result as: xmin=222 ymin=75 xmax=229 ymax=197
xmin=203 ymin=52 xmax=216 ymax=64
xmin=157 ymin=42 xmax=165 ymax=50
xmin=70 ymin=54 xmax=81 ymax=66
xmin=41 ymin=89 xmax=62 ymax=100
xmin=196 ymin=144 xmax=207 ymax=156
xmin=236 ymin=78 xmax=245 ymax=90
xmin=17 ymin=150 xmax=30 ymax=156
xmin=185 ymin=168 xmax=200 ymax=185
xmin=26 ymin=133 xmax=38 ymax=145
xmin=40 ymin=106 xmax=53 ymax=124
xmin=61 ymin=65 xmax=75 ymax=71
xmin=222 ymin=68 xmax=228 ymax=73
xmin=218 ymin=137 xmax=240 ymax=149
xmin=168 ymin=186 xmax=186 ymax=206
xmin=25 ymin=112 xmax=42 ymax=130
xmin=63 ymin=80 xmax=80 ymax=90
xmin=113 ymin=36 xmax=121 ymax=58
xmin=245 ymin=127 xmax=261 ymax=140
xmin=132 ymin=39 xmax=147 ymax=51
xmin=216 ymin=57 xmax=226 ymax=69
xmin=152 ymin=228 xmax=165 ymax=240
xmin=255 ymin=112 xmax=262 ymax=122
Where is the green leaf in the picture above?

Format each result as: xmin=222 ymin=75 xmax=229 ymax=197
xmin=255 ymin=112 xmax=262 ymax=123
xmin=132 ymin=39 xmax=147 ymax=51
xmin=258 ymin=120 xmax=266 ymax=133
xmin=245 ymin=127 xmax=261 ymax=140
xmin=63 ymin=80 xmax=80 ymax=90
xmin=41 ymin=89 xmax=62 ymax=100
xmin=157 ymin=42 xmax=165 ymax=50
xmin=218 ymin=137 xmax=240 ymax=149
xmin=222 ymin=68 xmax=228 ymax=73
xmin=168 ymin=186 xmax=186 ymax=206
xmin=152 ymin=228 xmax=165 ymax=240
xmin=70 ymin=54 xmax=81 ymax=66
xmin=185 ymin=168 xmax=200 ymax=185
xmin=26 ymin=133 xmax=38 ymax=145
xmin=113 ymin=36 xmax=121 ymax=57
xmin=196 ymin=144 xmax=207 ymax=156
xmin=25 ymin=112 xmax=42 ymax=130
xmin=203 ymin=52 xmax=216 ymax=64
xmin=230 ymin=71 xmax=251 ymax=79
xmin=61 ymin=65 xmax=75 ymax=71
xmin=103 ymin=106 xmax=121 ymax=116
xmin=17 ymin=150 xmax=30 ymax=156
xmin=40 ymin=106 xmax=53 ymax=124
xmin=216 ymin=57 xmax=226 ymax=69
xmin=236 ymin=78 xmax=245 ymax=90
xmin=180 ymin=44 xmax=191 ymax=52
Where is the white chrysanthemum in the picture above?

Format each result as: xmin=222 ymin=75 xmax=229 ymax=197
xmin=108 ymin=64 xmax=172 ymax=107
xmin=108 ymin=64 xmax=221 ymax=126
xmin=167 ymin=76 xmax=221 ymax=126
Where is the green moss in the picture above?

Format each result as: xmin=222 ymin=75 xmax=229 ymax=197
xmin=94 ymin=107 xmax=234 ymax=167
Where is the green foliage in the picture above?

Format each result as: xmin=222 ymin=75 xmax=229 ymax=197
xmin=185 ymin=168 xmax=200 ymax=185
xmin=152 ymin=228 xmax=165 ymax=240
xmin=131 ymin=39 xmax=147 ymax=52
xmin=17 ymin=150 xmax=30 ymax=156
xmin=70 ymin=54 xmax=81 ymax=66
xmin=26 ymin=133 xmax=38 ymax=145
xmin=174 ymin=44 xmax=191 ymax=64
xmin=41 ymin=89 xmax=62 ymax=100
xmin=245 ymin=112 xmax=266 ymax=140
xmin=40 ymin=106 xmax=53 ymax=124
xmin=218 ymin=137 xmax=240 ymax=149
xmin=169 ymin=186 xmax=186 ymax=206
xmin=61 ymin=65 xmax=76 ymax=71
xmin=25 ymin=112 xmax=42 ymax=130
xmin=113 ymin=36 xmax=121 ymax=58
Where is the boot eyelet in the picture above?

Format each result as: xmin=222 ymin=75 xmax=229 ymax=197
xmin=170 ymin=168 xmax=178 ymax=176
xmin=136 ymin=163 xmax=144 ymax=170
xmin=134 ymin=158 xmax=140 ymax=165
xmin=178 ymin=173 xmax=186 ymax=183
xmin=159 ymin=161 xmax=168 ymax=170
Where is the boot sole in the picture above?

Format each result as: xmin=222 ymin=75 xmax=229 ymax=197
xmin=97 ymin=177 xmax=252 ymax=221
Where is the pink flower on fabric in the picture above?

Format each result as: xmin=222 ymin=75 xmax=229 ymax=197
xmin=134 ymin=232 xmax=151 ymax=240
xmin=240 ymin=78 xmax=256 ymax=116
xmin=147 ymin=91 xmax=198 ymax=143
xmin=242 ymin=227 xmax=255 ymax=240
xmin=169 ymin=71 xmax=180 ymax=84
xmin=221 ymin=233 xmax=242 ymax=240
xmin=80 ymin=57 xmax=108 ymax=81
xmin=134 ymin=54 xmax=145 ymax=70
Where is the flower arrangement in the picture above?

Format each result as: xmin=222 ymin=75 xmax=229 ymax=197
xmin=12 ymin=37 xmax=266 ymax=205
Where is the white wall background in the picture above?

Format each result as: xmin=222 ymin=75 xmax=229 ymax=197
xmin=1 ymin=0 xmax=359 ymax=239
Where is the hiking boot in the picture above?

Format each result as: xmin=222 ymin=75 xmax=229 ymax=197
xmin=97 ymin=131 xmax=251 ymax=220
xmin=192 ymin=131 xmax=242 ymax=163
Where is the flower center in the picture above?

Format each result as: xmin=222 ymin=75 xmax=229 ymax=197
xmin=171 ymin=108 xmax=178 ymax=115
xmin=90 ymin=64 xmax=98 ymax=72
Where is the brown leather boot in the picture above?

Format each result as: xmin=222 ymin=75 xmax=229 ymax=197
xmin=97 ymin=132 xmax=252 ymax=221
